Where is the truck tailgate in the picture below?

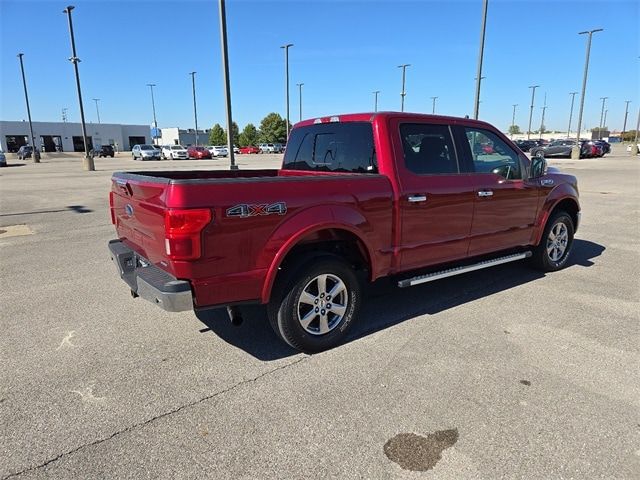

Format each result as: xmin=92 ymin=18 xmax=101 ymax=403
xmin=110 ymin=176 xmax=169 ymax=265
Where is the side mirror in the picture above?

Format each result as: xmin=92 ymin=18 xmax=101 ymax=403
xmin=530 ymin=156 xmax=546 ymax=179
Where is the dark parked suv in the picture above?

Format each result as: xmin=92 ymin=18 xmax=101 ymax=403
xmin=17 ymin=145 xmax=33 ymax=160
xmin=96 ymin=145 xmax=115 ymax=158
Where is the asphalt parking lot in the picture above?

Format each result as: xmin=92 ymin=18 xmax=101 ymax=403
xmin=1 ymin=147 xmax=638 ymax=479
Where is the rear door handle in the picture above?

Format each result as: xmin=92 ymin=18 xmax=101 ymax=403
xmin=408 ymin=194 xmax=427 ymax=203
xmin=477 ymin=190 xmax=493 ymax=197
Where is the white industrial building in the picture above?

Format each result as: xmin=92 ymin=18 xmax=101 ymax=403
xmin=0 ymin=120 xmax=151 ymax=153
xmin=159 ymin=127 xmax=210 ymax=147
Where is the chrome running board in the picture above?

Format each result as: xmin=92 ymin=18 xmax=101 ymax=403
xmin=397 ymin=252 xmax=532 ymax=288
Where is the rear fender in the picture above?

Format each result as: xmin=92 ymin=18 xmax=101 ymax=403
xmin=258 ymin=205 xmax=375 ymax=303
xmin=533 ymin=183 xmax=580 ymax=245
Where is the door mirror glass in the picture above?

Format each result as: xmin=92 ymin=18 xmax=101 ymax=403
xmin=530 ymin=156 xmax=547 ymax=178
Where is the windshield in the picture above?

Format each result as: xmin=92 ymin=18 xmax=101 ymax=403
xmin=171 ymin=146 xmax=184 ymax=150
xmin=140 ymin=145 xmax=154 ymax=150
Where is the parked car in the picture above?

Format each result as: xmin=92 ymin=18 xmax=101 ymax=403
xmin=132 ymin=144 xmax=161 ymax=161
xmin=239 ymin=145 xmax=260 ymax=154
xmin=626 ymin=143 xmax=640 ymax=153
xmin=162 ymin=145 xmax=188 ymax=160
xmin=207 ymin=145 xmax=228 ymax=157
xmin=17 ymin=145 xmax=33 ymax=160
xmin=187 ymin=146 xmax=212 ymax=159
xmin=592 ymin=140 xmax=610 ymax=155
xmin=108 ymin=112 xmax=580 ymax=353
xmin=96 ymin=145 xmax=115 ymax=158
xmin=514 ymin=140 xmax=537 ymax=152
xmin=272 ymin=143 xmax=285 ymax=153
xmin=233 ymin=145 xmax=240 ymax=154
xmin=530 ymin=139 xmax=594 ymax=159
xmin=258 ymin=143 xmax=277 ymax=153
xmin=0 ymin=149 xmax=6 ymax=167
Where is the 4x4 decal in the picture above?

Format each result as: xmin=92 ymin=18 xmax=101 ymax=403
xmin=226 ymin=202 xmax=287 ymax=218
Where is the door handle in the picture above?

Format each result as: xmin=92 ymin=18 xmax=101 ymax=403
xmin=408 ymin=194 xmax=427 ymax=203
xmin=477 ymin=190 xmax=493 ymax=197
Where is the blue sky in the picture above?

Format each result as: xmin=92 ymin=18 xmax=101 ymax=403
xmin=1 ymin=0 xmax=639 ymax=133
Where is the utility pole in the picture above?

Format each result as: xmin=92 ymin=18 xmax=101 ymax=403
xmin=572 ymin=28 xmax=603 ymax=159
xmin=398 ymin=64 xmax=410 ymax=112
xmin=567 ymin=91 xmax=578 ymax=138
xmin=63 ymin=5 xmax=93 ymax=171
xmin=296 ymin=83 xmax=304 ymax=122
xmin=598 ymin=96 xmax=608 ymax=140
xmin=473 ymin=0 xmax=489 ymax=120
xmin=511 ymin=104 xmax=518 ymax=138
xmin=281 ymin=43 xmax=294 ymax=139
xmin=373 ymin=90 xmax=380 ymax=112
xmin=17 ymin=53 xmax=39 ymax=163
xmin=189 ymin=72 xmax=199 ymax=146
xmin=430 ymin=96 xmax=438 ymax=114
xmin=218 ymin=0 xmax=237 ymax=169
xmin=92 ymin=98 xmax=101 ymax=124
xmin=539 ymin=93 xmax=548 ymax=141
xmin=527 ymin=85 xmax=539 ymax=140
xmin=146 ymin=84 xmax=158 ymax=145
xmin=622 ymin=100 xmax=631 ymax=138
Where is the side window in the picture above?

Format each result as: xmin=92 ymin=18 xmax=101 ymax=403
xmin=400 ymin=124 xmax=458 ymax=175
xmin=464 ymin=127 xmax=522 ymax=180
xmin=283 ymin=122 xmax=377 ymax=173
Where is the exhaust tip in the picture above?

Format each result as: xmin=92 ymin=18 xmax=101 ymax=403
xmin=227 ymin=306 xmax=243 ymax=326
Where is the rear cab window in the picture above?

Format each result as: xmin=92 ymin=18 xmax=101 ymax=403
xmin=283 ymin=122 xmax=377 ymax=173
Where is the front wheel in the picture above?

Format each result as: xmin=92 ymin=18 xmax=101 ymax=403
xmin=268 ymin=256 xmax=361 ymax=353
xmin=530 ymin=211 xmax=574 ymax=272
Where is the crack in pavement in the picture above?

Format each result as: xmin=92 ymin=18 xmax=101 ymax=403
xmin=2 ymin=356 xmax=307 ymax=479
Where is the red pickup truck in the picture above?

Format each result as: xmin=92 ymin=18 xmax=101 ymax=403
xmin=109 ymin=112 xmax=580 ymax=352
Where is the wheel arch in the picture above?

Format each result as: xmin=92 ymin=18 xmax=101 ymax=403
xmin=534 ymin=192 xmax=580 ymax=245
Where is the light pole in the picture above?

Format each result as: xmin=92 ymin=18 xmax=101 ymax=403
xmin=296 ymin=83 xmax=304 ymax=122
xmin=572 ymin=28 xmax=603 ymax=159
xmin=598 ymin=96 xmax=608 ymax=139
xmin=567 ymin=91 xmax=578 ymax=138
xmin=539 ymin=93 xmax=548 ymax=141
xmin=281 ymin=43 xmax=294 ymax=139
xmin=527 ymin=85 xmax=539 ymax=140
xmin=473 ymin=0 xmax=489 ymax=120
xmin=63 ymin=6 xmax=93 ymax=171
xmin=373 ymin=90 xmax=380 ymax=112
xmin=146 ymin=84 xmax=158 ymax=145
xmin=622 ymin=100 xmax=631 ymax=139
xmin=92 ymin=98 xmax=101 ymax=124
xmin=430 ymin=96 xmax=438 ymax=114
xmin=62 ymin=108 xmax=68 ymax=123
xmin=16 ymin=53 xmax=39 ymax=163
xmin=398 ymin=64 xmax=410 ymax=112
xmin=218 ymin=0 xmax=237 ymax=169
xmin=189 ymin=72 xmax=199 ymax=146
xmin=511 ymin=104 xmax=518 ymax=138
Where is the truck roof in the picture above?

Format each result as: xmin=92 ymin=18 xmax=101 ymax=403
xmin=294 ymin=111 xmax=496 ymax=130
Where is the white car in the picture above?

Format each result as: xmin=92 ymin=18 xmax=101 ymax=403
xmin=626 ymin=143 xmax=640 ymax=153
xmin=208 ymin=145 xmax=228 ymax=157
xmin=162 ymin=145 xmax=188 ymax=160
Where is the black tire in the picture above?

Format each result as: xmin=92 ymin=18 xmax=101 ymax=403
xmin=530 ymin=210 xmax=574 ymax=272
xmin=267 ymin=255 xmax=362 ymax=353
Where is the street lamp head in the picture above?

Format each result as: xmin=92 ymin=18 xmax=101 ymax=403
xmin=529 ymin=85 xmax=540 ymax=89
xmin=17 ymin=53 xmax=24 ymax=58
xmin=147 ymin=83 xmax=156 ymax=87
xmin=190 ymin=71 xmax=196 ymax=76
xmin=579 ymin=28 xmax=603 ymax=35
xmin=280 ymin=43 xmax=293 ymax=49
xmin=398 ymin=64 xmax=411 ymax=68
xmin=63 ymin=5 xmax=74 ymax=13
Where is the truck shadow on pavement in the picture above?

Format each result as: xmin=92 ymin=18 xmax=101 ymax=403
xmin=195 ymin=239 xmax=604 ymax=361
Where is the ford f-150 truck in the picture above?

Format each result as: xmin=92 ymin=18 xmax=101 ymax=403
xmin=109 ymin=112 xmax=580 ymax=352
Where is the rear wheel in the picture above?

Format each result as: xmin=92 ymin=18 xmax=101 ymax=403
xmin=530 ymin=210 xmax=574 ymax=272
xmin=268 ymin=256 xmax=361 ymax=353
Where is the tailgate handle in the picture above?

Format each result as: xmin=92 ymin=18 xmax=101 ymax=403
xmin=116 ymin=180 xmax=132 ymax=196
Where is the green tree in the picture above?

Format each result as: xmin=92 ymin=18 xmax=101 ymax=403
xmin=238 ymin=123 xmax=259 ymax=146
xmin=209 ymin=123 xmax=226 ymax=145
xmin=258 ymin=113 xmax=287 ymax=143
xmin=508 ymin=125 xmax=521 ymax=135
xmin=231 ymin=122 xmax=239 ymax=143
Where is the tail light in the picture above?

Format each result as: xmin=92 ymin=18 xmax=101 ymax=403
xmin=109 ymin=191 xmax=116 ymax=225
xmin=164 ymin=208 xmax=212 ymax=260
